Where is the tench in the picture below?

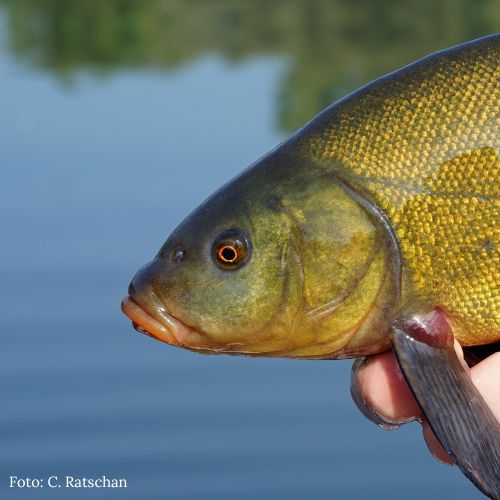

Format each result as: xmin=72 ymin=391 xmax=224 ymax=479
xmin=122 ymin=34 xmax=499 ymax=496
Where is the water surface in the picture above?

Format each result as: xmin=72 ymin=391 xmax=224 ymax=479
xmin=1 ymin=2 xmax=495 ymax=499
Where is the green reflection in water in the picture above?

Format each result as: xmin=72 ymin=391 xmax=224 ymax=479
xmin=2 ymin=0 xmax=498 ymax=131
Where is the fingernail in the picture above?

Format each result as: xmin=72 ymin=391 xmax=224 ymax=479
xmin=350 ymin=356 xmax=401 ymax=430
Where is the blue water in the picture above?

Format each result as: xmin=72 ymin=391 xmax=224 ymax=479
xmin=0 ymin=11 xmax=483 ymax=500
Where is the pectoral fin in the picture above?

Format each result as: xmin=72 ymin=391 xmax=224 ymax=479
xmin=391 ymin=311 xmax=500 ymax=499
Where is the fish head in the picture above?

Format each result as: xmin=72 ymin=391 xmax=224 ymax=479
xmin=122 ymin=151 xmax=398 ymax=358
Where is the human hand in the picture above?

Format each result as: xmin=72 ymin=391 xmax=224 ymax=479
xmin=350 ymin=342 xmax=500 ymax=464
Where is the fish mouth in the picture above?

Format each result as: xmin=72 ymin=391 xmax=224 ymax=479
xmin=121 ymin=296 xmax=195 ymax=347
xmin=120 ymin=296 xmax=296 ymax=357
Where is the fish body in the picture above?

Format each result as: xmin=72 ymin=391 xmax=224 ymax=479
xmin=123 ymin=34 xmax=499 ymax=359
xmin=122 ymin=34 xmax=500 ymax=497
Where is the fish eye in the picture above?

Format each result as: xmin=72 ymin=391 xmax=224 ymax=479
xmin=212 ymin=229 xmax=250 ymax=270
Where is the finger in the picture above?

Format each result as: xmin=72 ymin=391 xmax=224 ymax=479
xmin=351 ymin=351 xmax=422 ymax=427
xmin=422 ymin=421 xmax=454 ymax=465
xmin=469 ymin=351 xmax=500 ymax=421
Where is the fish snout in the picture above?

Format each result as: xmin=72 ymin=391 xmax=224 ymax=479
xmin=127 ymin=257 xmax=163 ymax=298
xmin=121 ymin=259 xmax=191 ymax=346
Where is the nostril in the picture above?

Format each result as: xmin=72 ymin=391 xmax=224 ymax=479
xmin=171 ymin=246 xmax=187 ymax=264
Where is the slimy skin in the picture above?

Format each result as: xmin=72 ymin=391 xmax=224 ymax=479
xmin=122 ymin=34 xmax=499 ymax=359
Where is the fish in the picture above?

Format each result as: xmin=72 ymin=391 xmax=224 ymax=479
xmin=122 ymin=34 xmax=500 ymax=497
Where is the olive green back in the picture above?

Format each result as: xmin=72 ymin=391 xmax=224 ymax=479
xmin=299 ymin=35 xmax=499 ymax=344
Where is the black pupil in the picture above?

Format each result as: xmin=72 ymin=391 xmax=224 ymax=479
xmin=221 ymin=246 xmax=237 ymax=261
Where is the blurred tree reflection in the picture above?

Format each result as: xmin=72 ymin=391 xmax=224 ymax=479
xmin=1 ymin=0 xmax=497 ymax=131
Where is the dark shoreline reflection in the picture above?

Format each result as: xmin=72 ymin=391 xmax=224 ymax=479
xmin=1 ymin=0 xmax=497 ymax=131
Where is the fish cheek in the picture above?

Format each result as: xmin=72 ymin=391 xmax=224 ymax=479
xmin=160 ymin=241 xmax=289 ymax=345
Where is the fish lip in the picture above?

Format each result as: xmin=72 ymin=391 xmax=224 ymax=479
xmin=121 ymin=296 xmax=194 ymax=346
